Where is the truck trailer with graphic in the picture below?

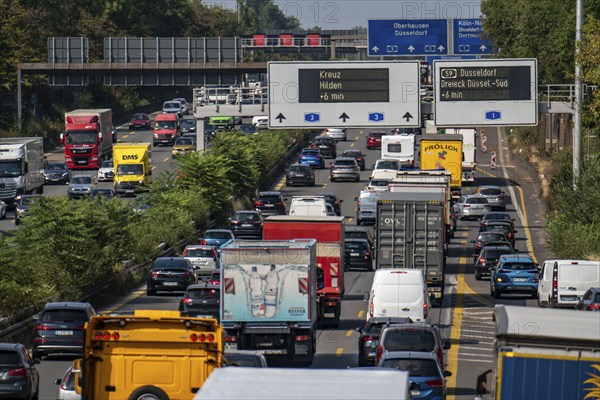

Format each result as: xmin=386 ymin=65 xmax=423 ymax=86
xmin=220 ymin=239 xmax=318 ymax=365
xmin=419 ymin=134 xmax=463 ymax=199
xmin=262 ymin=216 xmax=345 ymax=327
xmin=439 ymin=128 xmax=477 ymax=183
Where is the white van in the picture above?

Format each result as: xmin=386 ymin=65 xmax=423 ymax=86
xmin=365 ymin=269 xmax=430 ymax=323
xmin=252 ymin=116 xmax=268 ymax=129
xmin=355 ymin=189 xmax=380 ymax=225
xmin=381 ymin=135 xmax=415 ymax=165
xmin=288 ymin=196 xmax=327 ymax=217
xmin=537 ymin=260 xmax=600 ymax=308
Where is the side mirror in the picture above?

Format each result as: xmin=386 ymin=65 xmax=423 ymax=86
xmin=444 ymin=370 xmax=453 ymax=377
xmin=354 ymin=197 xmax=358 ymax=201
xmin=54 ymin=378 xmax=62 ymax=385
xmin=363 ymin=292 xmax=369 ymax=302
xmin=32 ymin=313 xmax=40 ymax=321
xmin=98 ymin=131 xmax=103 ymax=142
xmin=355 ymin=327 xmax=363 ymax=334
xmin=443 ymin=340 xmax=451 ymax=350
xmin=59 ymin=132 xmax=65 ymax=144
xmin=23 ymin=162 xmax=29 ymax=174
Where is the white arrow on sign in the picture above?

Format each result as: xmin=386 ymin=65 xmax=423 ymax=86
xmin=438 ymin=45 xmax=445 ymax=52
xmin=408 ymin=45 xmax=415 ymax=53
xmin=372 ymin=46 xmax=379 ymax=53
xmin=480 ymin=44 xmax=487 ymax=51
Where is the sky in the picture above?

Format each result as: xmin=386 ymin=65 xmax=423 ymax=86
xmin=206 ymin=1 xmax=483 ymax=29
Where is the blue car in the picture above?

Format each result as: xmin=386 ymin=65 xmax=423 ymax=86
xmin=490 ymin=253 xmax=539 ymax=299
xmin=200 ymin=229 xmax=234 ymax=248
xmin=298 ymin=148 xmax=326 ymax=169
xmin=377 ymin=351 xmax=450 ymax=400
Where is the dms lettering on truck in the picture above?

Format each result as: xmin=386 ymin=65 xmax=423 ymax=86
xmin=122 ymin=154 xmax=139 ymax=161
xmin=222 ymin=263 xmax=309 ymax=322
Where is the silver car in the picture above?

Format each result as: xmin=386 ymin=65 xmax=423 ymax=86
xmin=477 ymin=185 xmax=506 ymax=211
xmin=453 ymin=194 xmax=492 ymax=220
xmin=54 ymin=365 xmax=80 ymax=400
xmin=183 ymin=245 xmax=217 ymax=278
xmin=67 ymin=175 xmax=95 ymax=199
xmin=330 ymin=157 xmax=360 ymax=182
xmin=324 ymin=128 xmax=347 ymax=141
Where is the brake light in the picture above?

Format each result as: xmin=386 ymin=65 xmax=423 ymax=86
xmin=182 ymin=249 xmax=188 ymax=256
xmin=296 ymin=335 xmax=309 ymax=341
xmin=589 ymin=304 xmax=600 ymax=310
xmin=182 ymin=271 xmax=193 ymax=278
xmin=151 ymin=271 xmax=160 ymax=278
xmin=507 ymin=232 xmax=514 ymax=238
xmin=479 ymin=258 xmax=486 ymax=265
xmin=35 ymin=324 xmax=51 ymax=331
xmin=230 ymin=220 xmax=239 ymax=225
xmin=254 ymin=201 xmax=263 ymax=206
xmin=475 ymin=242 xmax=481 ymax=249
xmin=201 ymin=239 xmax=207 ymax=245
xmin=376 ymin=345 xmax=383 ymax=364
xmin=225 ymin=335 xmax=237 ymax=342
xmin=362 ymin=335 xmax=373 ymax=342
xmin=183 ymin=297 xmax=193 ymax=305
xmin=464 ymin=204 xmax=471 ymax=208
xmin=425 ymin=379 xmax=445 ymax=388
xmin=275 ymin=201 xmax=284 ymax=206
xmin=7 ymin=368 xmax=27 ymax=377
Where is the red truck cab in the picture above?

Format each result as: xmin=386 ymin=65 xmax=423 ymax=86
xmin=153 ymin=113 xmax=180 ymax=147
xmin=62 ymin=109 xmax=113 ymax=169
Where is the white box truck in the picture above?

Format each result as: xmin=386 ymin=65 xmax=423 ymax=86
xmin=0 ymin=137 xmax=45 ymax=205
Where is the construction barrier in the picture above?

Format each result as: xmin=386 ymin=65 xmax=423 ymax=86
xmin=490 ymin=148 xmax=497 ymax=169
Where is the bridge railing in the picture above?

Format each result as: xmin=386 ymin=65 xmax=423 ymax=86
xmin=241 ymin=37 xmax=331 ymax=48
xmin=194 ymin=85 xmax=268 ymax=108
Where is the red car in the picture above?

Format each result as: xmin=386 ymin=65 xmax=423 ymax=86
xmin=128 ymin=113 xmax=151 ymax=130
xmin=366 ymin=131 xmax=386 ymax=149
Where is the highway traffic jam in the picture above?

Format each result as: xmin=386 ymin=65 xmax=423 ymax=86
xmin=1 ymin=98 xmax=599 ymax=400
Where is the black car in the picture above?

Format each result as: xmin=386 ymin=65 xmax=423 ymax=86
xmin=317 ymin=192 xmax=343 ymax=216
xmin=480 ymin=212 xmax=515 ymax=230
xmin=180 ymin=118 xmax=196 ymax=133
xmin=345 ymin=227 xmax=375 ymax=252
xmin=179 ymin=283 xmax=220 ymax=319
xmin=0 ymin=343 xmax=40 ymax=399
xmin=355 ymin=317 xmax=412 ymax=366
xmin=479 ymin=221 xmax=517 ymax=248
xmin=42 ymin=162 xmax=71 ymax=184
xmin=474 ymin=245 xmax=516 ymax=280
xmin=89 ymin=188 xmax=116 ymax=200
xmin=310 ymin=136 xmax=337 ymax=158
xmin=341 ymin=149 xmax=366 ymax=171
xmin=471 ymin=231 xmax=510 ymax=258
xmin=254 ymin=191 xmax=287 ymax=215
xmin=576 ymin=287 xmax=600 ymax=311
xmin=230 ymin=210 xmax=263 ymax=239
xmin=32 ymin=302 xmax=96 ymax=359
xmin=147 ymin=257 xmax=197 ymax=296
xmin=237 ymin=124 xmax=258 ymax=135
xmin=286 ymin=163 xmax=315 ymax=187
xmin=345 ymin=238 xmax=373 ymax=271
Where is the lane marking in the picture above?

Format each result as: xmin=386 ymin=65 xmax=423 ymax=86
xmin=275 ymin=178 xmax=285 ymax=191
xmin=151 ymin=166 xmax=156 ymax=170
xmin=347 ymin=217 xmax=353 ymax=223
xmin=446 ymin=255 xmax=466 ymax=399
xmin=457 ymin=352 xmax=493 ymax=358
xmin=459 ymin=346 xmax=494 ymax=352
xmin=357 ymin=310 xmax=364 ymax=318
xmin=346 ymin=330 xmax=353 ymax=337
xmin=354 ymin=135 xmax=360 ymax=140
xmin=515 ymin=185 xmax=538 ymax=264
xmin=350 ymin=142 xmax=355 ymax=148
xmin=336 ymin=347 xmax=344 ymax=356
xmin=122 ymin=134 xmax=130 ymax=139
xmin=163 ymin=157 xmax=170 ymax=162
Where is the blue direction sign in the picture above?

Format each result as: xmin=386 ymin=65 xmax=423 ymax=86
xmin=368 ymin=19 xmax=448 ymax=56
xmin=304 ymin=113 xmax=320 ymax=123
xmin=453 ymin=19 xmax=493 ymax=54
xmin=368 ymin=112 xmax=385 ymax=122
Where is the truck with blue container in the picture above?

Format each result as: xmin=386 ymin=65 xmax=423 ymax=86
xmin=477 ymin=305 xmax=600 ymax=400
xmin=219 ymin=239 xmax=318 ymax=366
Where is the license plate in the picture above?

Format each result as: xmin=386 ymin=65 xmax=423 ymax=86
xmin=126 ymin=190 xmax=135 ymax=194
xmin=514 ymin=278 xmax=527 ymax=282
xmin=55 ymin=330 xmax=73 ymax=336
xmin=242 ymin=224 xmax=252 ymax=227
xmin=224 ymin=343 xmax=238 ymax=350
xmin=265 ymin=204 xmax=274 ymax=207
xmin=50 ymin=178 xmax=60 ymax=181
xmin=164 ymin=282 xmax=178 ymax=286
xmin=411 ymin=390 xmax=421 ymax=396
xmin=351 ymin=252 xmax=359 ymax=256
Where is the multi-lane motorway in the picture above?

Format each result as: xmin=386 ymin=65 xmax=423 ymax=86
xmin=8 ymin=123 xmax=549 ymax=400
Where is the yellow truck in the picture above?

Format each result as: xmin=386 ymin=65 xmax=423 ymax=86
xmin=113 ymin=143 xmax=152 ymax=196
xmin=74 ymin=310 xmax=223 ymax=400
xmin=419 ymin=134 xmax=463 ymax=199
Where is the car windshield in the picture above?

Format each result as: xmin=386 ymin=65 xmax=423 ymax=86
xmin=484 ymin=213 xmax=510 ymax=221
xmin=164 ymin=102 xmax=180 ymax=109
xmin=467 ymin=197 xmax=488 ymax=204
xmin=153 ymin=259 xmax=189 ymax=269
xmin=501 ymin=262 xmax=536 ymax=271
xmin=205 ymin=231 xmax=232 ymax=239
xmin=258 ymin=194 xmax=281 ymax=202
xmin=236 ymin=213 xmax=260 ymax=222
xmin=132 ymin=114 xmax=147 ymax=120
xmin=290 ymin=166 xmax=308 ymax=173
xmin=342 ymin=151 xmax=361 ymax=157
xmin=65 ymin=131 xmax=97 ymax=144
xmin=20 ymin=196 xmax=39 ymax=206
xmin=302 ymin=149 xmax=320 ymax=155
xmin=346 ymin=231 xmax=368 ymax=241
xmin=370 ymin=180 xmax=389 ymax=187
xmin=186 ymin=248 xmax=213 ymax=258
xmin=155 ymin=120 xmax=176 ymax=129
xmin=175 ymin=138 xmax=194 ymax=146
xmin=45 ymin=163 xmax=66 ymax=171
xmin=101 ymin=161 xmax=113 ymax=168
xmin=187 ymin=288 xmax=219 ymax=300
xmin=41 ymin=309 xmax=87 ymax=323
xmin=0 ymin=351 xmax=20 ymax=365
xmin=346 ymin=242 xmax=368 ymax=251
xmin=180 ymin=120 xmax=194 ymax=127
xmin=383 ymin=330 xmax=436 ymax=352
xmin=479 ymin=233 xmax=506 ymax=242
xmin=483 ymin=249 xmax=512 ymax=258
xmin=376 ymin=161 xmax=399 ymax=170
xmin=71 ymin=176 xmax=92 ymax=184
xmin=486 ymin=225 xmax=511 ymax=234
xmin=335 ymin=160 xmax=355 ymax=166
xmin=116 ymin=164 xmax=143 ymax=175
xmin=380 ymin=358 xmax=439 ymax=377
xmin=481 ymin=188 xmax=502 ymax=196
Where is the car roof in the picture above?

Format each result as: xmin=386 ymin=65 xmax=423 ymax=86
xmin=464 ymin=194 xmax=487 ymax=198
xmin=499 ymin=253 xmax=534 ymax=261
xmin=186 ymin=283 xmax=220 ymax=290
xmin=481 ymin=244 xmax=513 ymax=251
xmin=345 ymin=238 xmax=370 ymax=243
xmin=334 ymin=157 xmax=356 ymax=162
xmin=185 ymin=244 xmax=214 ymax=250
xmin=44 ymin=301 xmax=91 ymax=310
xmin=382 ymin=322 xmax=435 ymax=331
xmin=0 ymin=343 xmax=23 ymax=351
xmin=479 ymin=185 xmax=501 ymax=189
xmin=258 ymin=191 xmax=282 ymax=196
xmin=485 ymin=220 xmax=513 ymax=226
xmin=205 ymin=229 xmax=233 ymax=233
xmin=316 ymin=192 xmax=338 ymax=197
xmin=345 ymin=226 xmax=370 ymax=232
xmin=290 ymin=163 xmax=311 ymax=168
xmin=368 ymin=316 xmax=414 ymax=324
xmin=381 ymin=351 xmax=439 ymax=361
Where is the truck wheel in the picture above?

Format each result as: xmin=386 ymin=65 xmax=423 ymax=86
xmin=493 ymin=289 xmax=501 ymax=299
xmin=147 ymin=287 xmax=156 ymax=296
xmin=36 ymin=185 xmax=44 ymax=194
xmin=128 ymin=386 xmax=169 ymax=400
xmin=475 ymin=271 xmax=481 ymax=281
